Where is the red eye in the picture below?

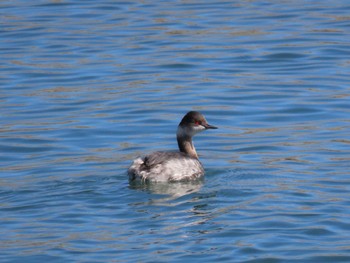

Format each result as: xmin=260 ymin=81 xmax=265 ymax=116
xmin=195 ymin=121 xmax=200 ymax=125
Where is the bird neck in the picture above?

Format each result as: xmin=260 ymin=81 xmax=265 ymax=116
xmin=177 ymin=126 xmax=198 ymax=159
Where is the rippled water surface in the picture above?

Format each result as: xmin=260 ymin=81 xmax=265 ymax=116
xmin=1 ymin=0 xmax=350 ymax=262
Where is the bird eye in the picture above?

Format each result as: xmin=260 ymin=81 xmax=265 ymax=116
xmin=194 ymin=121 xmax=201 ymax=125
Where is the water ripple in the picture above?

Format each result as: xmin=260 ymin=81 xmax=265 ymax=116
xmin=1 ymin=0 xmax=350 ymax=262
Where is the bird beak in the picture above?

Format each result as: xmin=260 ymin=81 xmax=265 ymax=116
xmin=203 ymin=123 xmax=218 ymax=129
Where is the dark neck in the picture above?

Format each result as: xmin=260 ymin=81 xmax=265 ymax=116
xmin=177 ymin=129 xmax=198 ymax=159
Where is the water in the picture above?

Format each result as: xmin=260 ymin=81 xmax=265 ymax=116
xmin=1 ymin=0 xmax=350 ymax=262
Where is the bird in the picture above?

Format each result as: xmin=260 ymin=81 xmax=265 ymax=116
xmin=128 ymin=111 xmax=217 ymax=182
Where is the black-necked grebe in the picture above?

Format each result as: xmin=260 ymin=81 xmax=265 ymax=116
xmin=128 ymin=111 xmax=217 ymax=182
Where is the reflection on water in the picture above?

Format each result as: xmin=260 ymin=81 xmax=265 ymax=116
xmin=129 ymin=180 xmax=204 ymax=200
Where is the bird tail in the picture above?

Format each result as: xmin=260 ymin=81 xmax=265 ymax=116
xmin=127 ymin=157 xmax=144 ymax=181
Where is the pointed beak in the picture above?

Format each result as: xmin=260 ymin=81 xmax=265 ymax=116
xmin=203 ymin=122 xmax=218 ymax=129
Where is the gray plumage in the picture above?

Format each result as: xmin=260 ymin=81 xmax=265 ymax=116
xmin=128 ymin=151 xmax=204 ymax=182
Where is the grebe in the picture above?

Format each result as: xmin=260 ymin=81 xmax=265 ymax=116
xmin=128 ymin=111 xmax=217 ymax=182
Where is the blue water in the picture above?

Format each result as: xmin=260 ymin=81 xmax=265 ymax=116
xmin=1 ymin=0 xmax=350 ymax=262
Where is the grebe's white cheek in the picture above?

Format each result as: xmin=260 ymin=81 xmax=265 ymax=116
xmin=177 ymin=125 xmax=202 ymax=137
xmin=193 ymin=125 xmax=206 ymax=133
